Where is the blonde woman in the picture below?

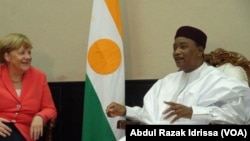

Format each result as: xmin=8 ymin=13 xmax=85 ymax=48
xmin=0 ymin=33 xmax=57 ymax=141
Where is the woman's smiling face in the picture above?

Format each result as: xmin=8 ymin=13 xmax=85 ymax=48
xmin=5 ymin=44 xmax=32 ymax=73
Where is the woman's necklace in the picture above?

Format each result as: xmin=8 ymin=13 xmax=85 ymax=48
xmin=12 ymin=79 xmax=22 ymax=83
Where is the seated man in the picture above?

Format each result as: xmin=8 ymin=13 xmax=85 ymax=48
xmin=106 ymin=26 xmax=250 ymax=140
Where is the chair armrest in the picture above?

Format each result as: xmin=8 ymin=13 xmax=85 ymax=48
xmin=117 ymin=120 xmax=141 ymax=129
xmin=45 ymin=119 xmax=56 ymax=141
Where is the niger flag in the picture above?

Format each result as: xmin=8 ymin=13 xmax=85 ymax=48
xmin=82 ymin=0 xmax=125 ymax=140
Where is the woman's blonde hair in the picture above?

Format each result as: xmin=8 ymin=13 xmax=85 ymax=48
xmin=0 ymin=33 xmax=33 ymax=64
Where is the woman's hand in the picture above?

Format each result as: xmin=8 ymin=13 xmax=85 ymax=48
xmin=30 ymin=115 xmax=44 ymax=140
xmin=0 ymin=118 xmax=11 ymax=138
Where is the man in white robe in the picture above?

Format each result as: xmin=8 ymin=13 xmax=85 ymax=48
xmin=106 ymin=26 xmax=250 ymax=133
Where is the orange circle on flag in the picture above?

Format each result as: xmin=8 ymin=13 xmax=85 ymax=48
xmin=88 ymin=39 xmax=121 ymax=75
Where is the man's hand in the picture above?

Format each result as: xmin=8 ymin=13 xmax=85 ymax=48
xmin=162 ymin=101 xmax=193 ymax=123
xmin=106 ymin=102 xmax=126 ymax=117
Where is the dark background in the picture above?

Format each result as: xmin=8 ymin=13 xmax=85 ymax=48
xmin=45 ymin=79 xmax=157 ymax=141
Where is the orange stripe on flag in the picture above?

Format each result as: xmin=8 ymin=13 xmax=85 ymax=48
xmin=105 ymin=0 xmax=123 ymax=38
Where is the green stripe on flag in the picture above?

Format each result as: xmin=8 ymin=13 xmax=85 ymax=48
xmin=82 ymin=75 xmax=116 ymax=141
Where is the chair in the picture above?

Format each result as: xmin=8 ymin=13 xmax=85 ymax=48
xmin=38 ymin=118 xmax=56 ymax=141
xmin=204 ymin=48 xmax=250 ymax=86
xmin=116 ymin=48 xmax=250 ymax=129
xmin=45 ymin=119 xmax=56 ymax=141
